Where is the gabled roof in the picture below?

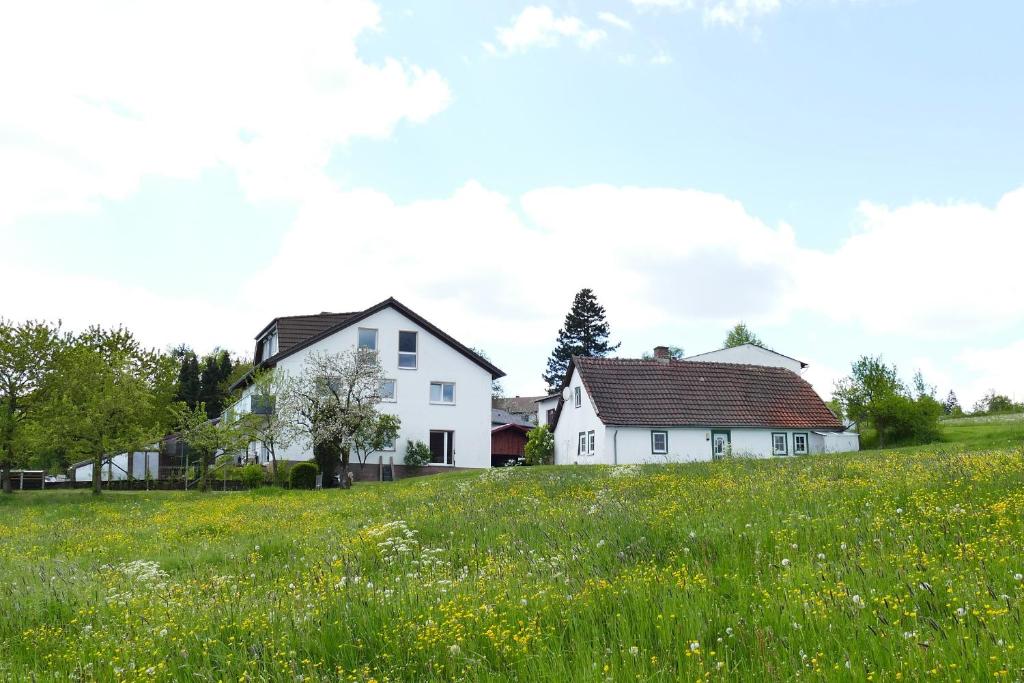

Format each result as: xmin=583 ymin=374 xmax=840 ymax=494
xmin=491 ymin=408 xmax=533 ymax=427
xmin=493 ymin=395 xmax=547 ymax=414
xmin=491 ymin=423 xmax=532 ymax=435
xmin=234 ymin=297 xmax=504 ymax=390
xmin=559 ymin=356 xmax=843 ymax=430
xmin=684 ymin=343 xmax=808 ymax=369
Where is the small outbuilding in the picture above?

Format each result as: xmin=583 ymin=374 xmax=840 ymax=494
xmin=491 ymin=423 xmax=531 ymax=467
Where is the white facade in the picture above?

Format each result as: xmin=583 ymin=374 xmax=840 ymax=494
xmin=536 ymin=395 xmax=559 ymax=427
xmin=685 ymin=343 xmax=805 ymax=374
xmin=551 ymin=366 xmax=858 ymax=464
xmin=233 ymin=305 xmax=494 ymax=470
xmin=71 ymin=451 xmax=160 ymax=482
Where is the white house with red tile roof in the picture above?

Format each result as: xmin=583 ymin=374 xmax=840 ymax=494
xmin=550 ymin=347 xmax=857 ymax=465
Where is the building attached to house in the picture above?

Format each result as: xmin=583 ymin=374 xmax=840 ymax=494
xmin=551 ymin=348 xmax=855 ymax=465
xmin=229 ymin=297 xmax=504 ymax=477
xmin=683 ymin=343 xmax=808 ymax=375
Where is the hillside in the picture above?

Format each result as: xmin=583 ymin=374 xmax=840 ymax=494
xmin=2 ymin=446 xmax=1023 ymax=680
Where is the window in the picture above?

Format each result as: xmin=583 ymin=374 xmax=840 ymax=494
xmin=578 ymin=431 xmax=595 ymax=455
xmin=545 ymin=408 xmax=555 ymax=425
xmin=260 ymin=329 xmax=279 ymax=360
xmin=430 ymin=381 xmax=455 ymax=404
xmin=382 ymin=435 xmax=396 ymax=451
xmin=380 ymin=379 xmax=397 ymax=402
xmin=651 ymin=431 xmax=668 ymax=454
xmin=574 ymin=386 xmax=582 ymax=408
xmin=772 ymin=432 xmax=788 ymax=456
xmin=793 ymin=432 xmax=808 ymax=455
xmin=398 ymin=331 xmax=417 ymax=368
xmin=358 ymin=327 xmax=378 ymax=351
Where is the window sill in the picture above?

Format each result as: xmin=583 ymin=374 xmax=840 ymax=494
xmin=429 ymin=401 xmax=456 ymax=406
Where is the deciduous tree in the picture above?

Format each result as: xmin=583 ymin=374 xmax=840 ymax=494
xmin=723 ymin=322 xmax=764 ymax=349
xmin=0 ymin=320 xmax=68 ymax=494
xmin=44 ymin=327 xmax=177 ymax=494
xmin=278 ymin=349 xmax=384 ymax=488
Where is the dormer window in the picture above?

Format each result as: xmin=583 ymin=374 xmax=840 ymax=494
xmin=259 ymin=329 xmax=279 ymax=361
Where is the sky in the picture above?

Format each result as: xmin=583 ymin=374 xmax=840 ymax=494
xmin=1 ymin=0 xmax=1022 ymax=407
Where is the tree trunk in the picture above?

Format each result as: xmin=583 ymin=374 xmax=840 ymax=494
xmin=199 ymin=451 xmax=210 ymax=492
xmin=92 ymin=455 xmax=102 ymax=495
xmin=339 ymin=444 xmax=352 ymax=489
xmin=1 ymin=466 xmax=11 ymax=494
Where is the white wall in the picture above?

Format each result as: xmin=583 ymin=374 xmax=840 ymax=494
xmin=811 ymin=431 xmax=860 ymax=453
xmin=685 ymin=344 xmax=804 ymax=374
xmin=607 ymin=427 xmax=856 ymax=463
xmin=536 ymin=396 xmax=558 ymax=426
xmin=245 ymin=305 xmax=494 ymax=470
xmin=552 ymin=368 xmax=606 ymax=464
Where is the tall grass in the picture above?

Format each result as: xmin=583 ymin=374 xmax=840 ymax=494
xmin=1 ymin=447 xmax=1023 ymax=681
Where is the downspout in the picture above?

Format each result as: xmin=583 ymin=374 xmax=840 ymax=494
xmin=612 ymin=428 xmax=618 ymax=466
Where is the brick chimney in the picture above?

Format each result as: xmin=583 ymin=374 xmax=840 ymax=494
xmin=653 ymin=346 xmax=671 ymax=363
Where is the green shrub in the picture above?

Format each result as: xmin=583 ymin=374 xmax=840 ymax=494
xmin=524 ymin=425 xmax=554 ymax=465
xmin=239 ymin=464 xmax=265 ymax=489
xmin=289 ymin=461 xmax=318 ymax=489
xmin=404 ymin=440 xmax=431 ymax=468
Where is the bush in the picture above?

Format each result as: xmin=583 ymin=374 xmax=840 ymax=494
xmin=404 ymin=440 xmax=431 ymax=468
xmin=524 ymin=425 xmax=554 ymax=465
xmin=239 ymin=463 xmax=265 ymax=490
xmin=289 ymin=461 xmax=319 ymax=489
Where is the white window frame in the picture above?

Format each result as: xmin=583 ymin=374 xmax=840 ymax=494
xmin=651 ymin=430 xmax=668 ymax=455
xmin=577 ymin=432 xmax=586 ymax=455
xmin=357 ymin=327 xmax=378 ymax=352
xmin=588 ymin=430 xmax=595 ymax=454
xmin=793 ymin=432 xmax=808 ymax=455
xmin=574 ymin=386 xmax=582 ymax=408
xmin=398 ymin=330 xmax=418 ymax=369
xmin=380 ymin=378 xmax=397 ymax=403
xmin=772 ymin=432 xmax=788 ymax=456
xmin=381 ymin=435 xmax=396 ymax=452
xmin=429 ymin=381 xmax=456 ymax=405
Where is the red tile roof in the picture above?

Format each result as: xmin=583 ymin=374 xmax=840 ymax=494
xmin=572 ymin=356 xmax=844 ymax=430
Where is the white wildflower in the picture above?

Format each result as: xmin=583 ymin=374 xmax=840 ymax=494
xmin=851 ymin=594 xmax=865 ymax=608
xmin=629 ymin=646 xmax=639 ymax=656
xmin=781 ymin=558 xmax=791 ymax=567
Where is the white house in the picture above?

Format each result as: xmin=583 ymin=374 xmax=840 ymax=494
xmin=551 ymin=347 xmax=856 ymax=465
xmin=684 ymin=343 xmax=807 ymax=375
xmin=229 ymin=297 xmax=504 ymax=475
xmin=535 ymin=393 xmax=560 ymax=427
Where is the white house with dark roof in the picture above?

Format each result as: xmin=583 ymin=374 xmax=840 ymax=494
xmin=551 ymin=347 xmax=857 ymax=465
xmin=229 ymin=297 xmax=504 ymax=475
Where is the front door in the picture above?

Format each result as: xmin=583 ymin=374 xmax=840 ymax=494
xmin=429 ymin=430 xmax=454 ymax=465
xmin=711 ymin=430 xmax=731 ymax=460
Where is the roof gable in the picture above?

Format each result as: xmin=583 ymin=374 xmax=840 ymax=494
xmin=567 ymin=357 xmax=842 ymax=430
xmin=236 ymin=298 xmax=504 ymax=389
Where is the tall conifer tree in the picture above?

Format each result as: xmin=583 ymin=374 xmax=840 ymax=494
xmin=543 ymin=288 xmax=620 ymax=391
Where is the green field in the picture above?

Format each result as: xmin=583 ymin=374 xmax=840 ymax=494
xmin=2 ymin=438 xmax=1024 ymax=680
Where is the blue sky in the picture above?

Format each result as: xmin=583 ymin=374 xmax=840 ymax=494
xmin=2 ymin=0 xmax=1022 ymax=405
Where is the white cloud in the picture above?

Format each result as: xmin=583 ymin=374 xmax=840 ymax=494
xmin=491 ymin=6 xmax=607 ymax=54
xmin=0 ymin=0 xmax=450 ymax=224
xmin=630 ymin=0 xmax=692 ymax=8
xmin=650 ymin=51 xmax=674 ymax=65
xmin=799 ymin=187 xmax=1024 ymax=338
xmin=704 ymin=0 xmax=781 ymax=26
xmin=956 ymin=341 xmax=1024 ymax=408
xmin=598 ymin=11 xmax=633 ymax=30
xmin=5 ymin=177 xmax=1022 ymax=397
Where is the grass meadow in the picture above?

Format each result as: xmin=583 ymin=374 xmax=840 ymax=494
xmin=2 ymin=440 xmax=1024 ymax=680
